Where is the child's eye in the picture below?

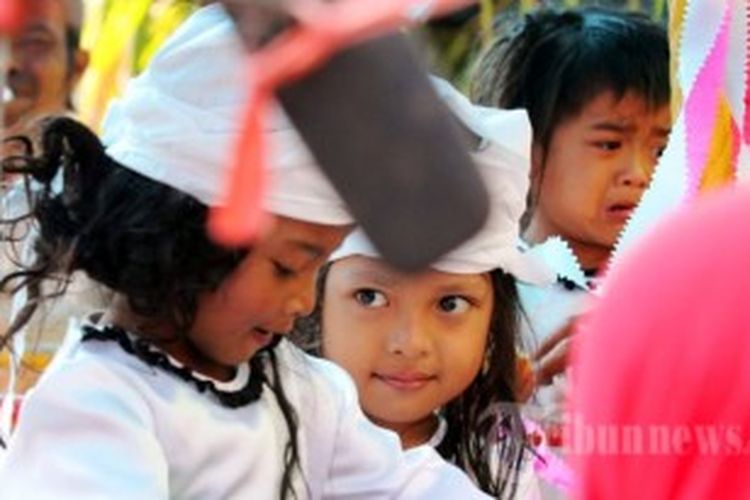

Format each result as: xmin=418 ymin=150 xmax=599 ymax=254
xmin=438 ymin=296 xmax=471 ymax=314
xmin=594 ymin=141 xmax=622 ymax=152
xmin=653 ymin=144 xmax=667 ymax=160
xmin=272 ymin=261 xmax=297 ymax=279
xmin=354 ymin=289 xmax=388 ymax=308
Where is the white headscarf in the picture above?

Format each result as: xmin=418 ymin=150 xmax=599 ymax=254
xmin=101 ymin=4 xmax=353 ymax=226
xmin=331 ymin=78 xmax=553 ymax=284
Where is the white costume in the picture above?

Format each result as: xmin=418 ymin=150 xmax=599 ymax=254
xmin=0 ymin=4 xmax=491 ymax=499
xmin=426 ymin=418 xmax=542 ymax=500
xmin=0 ymin=325 xmax=488 ymax=499
xmin=515 ymin=238 xmax=595 ymax=500
xmin=326 ymin=79 xmax=551 ymax=499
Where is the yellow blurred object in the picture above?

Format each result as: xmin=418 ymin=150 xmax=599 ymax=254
xmin=699 ymin=95 xmax=738 ymax=190
xmin=668 ymin=0 xmax=688 ymax=116
xmin=0 ymin=351 xmax=52 ymax=394
xmin=0 ymin=351 xmax=52 ymax=372
xmin=77 ymin=0 xmax=198 ymax=130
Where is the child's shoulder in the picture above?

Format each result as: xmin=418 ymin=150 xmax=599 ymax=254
xmin=27 ymin=331 xmax=159 ymax=418
xmin=274 ymin=339 xmax=359 ymax=407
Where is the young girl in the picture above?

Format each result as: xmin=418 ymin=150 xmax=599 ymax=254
xmin=470 ymin=7 xmax=672 ymax=407
xmin=294 ymin=80 xmax=554 ymax=498
xmin=0 ymin=5 xmax=492 ymax=499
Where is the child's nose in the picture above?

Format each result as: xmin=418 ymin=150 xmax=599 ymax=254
xmin=283 ymin=281 xmax=316 ymax=322
xmin=617 ymin=151 xmax=651 ymax=189
xmin=386 ymin=314 xmax=431 ymax=358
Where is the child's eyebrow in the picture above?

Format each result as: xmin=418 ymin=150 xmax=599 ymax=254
xmin=287 ymin=240 xmax=324 ymax=259
xmin=588 ymin=121 xmax=634 ymax=134
xmin=588 ymin=121 xmax=672 ymax=138
xmin=433 ymin=276 xmax=492 ymax=297
xmin=346 ymin=269 xmax=399 ymax=288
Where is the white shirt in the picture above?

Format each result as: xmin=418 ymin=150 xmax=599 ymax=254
xmin=426 ymin=416 xmax=542 ymax=499
xmin=516 ymin=238 xmax=590 ymax=500
xmin=0 ymin=327 xmax=490 ymax=499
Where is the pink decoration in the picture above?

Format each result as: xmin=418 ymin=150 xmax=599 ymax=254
xmin=684 ymin=4 xmax=731 ymax=197
xmin=524 ymin=419 xmax=576 ymax=492
xmin=730 ymin=115 xmax=740 ymax=177
xmin=571 ymin=185 xmax=750 ymax=499
xmin=0 ymin=0 xmax=25 ymax=34
xmin=743 ymin=5 xmax=750 ymax=145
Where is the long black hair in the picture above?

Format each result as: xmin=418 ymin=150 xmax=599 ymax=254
xmin=0 ymin=117 xmax=301 ymax=499
xmin=293 ymin=263 xmax=528 ymax=498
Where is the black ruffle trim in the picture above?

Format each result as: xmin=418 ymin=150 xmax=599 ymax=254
xmin=81 ymin=324 xmax=276 ymax=408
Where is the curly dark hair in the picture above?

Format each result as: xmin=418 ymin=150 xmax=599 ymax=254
xmin=293 ymin=263 xmax=528 ymax=498
xmin=0 ymin=117 xmax=301 ymax=499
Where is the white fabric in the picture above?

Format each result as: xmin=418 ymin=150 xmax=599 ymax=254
xmin=101 ymin=4 xmax=352 ymax=226
xmin=516 ymin=237 xmax=590 ymax=420
xmin=0 ymin=326 xmax=490 ymax=499
xmin=515 ymin=237 xmax=593 ymax=500
xmin=330 ymin=79 xmax=553 ymax=284
xmin=426 ymin=418 xmax=542 ymax=499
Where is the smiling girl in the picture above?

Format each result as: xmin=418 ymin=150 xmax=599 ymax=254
xmin=294 ymin=80 xmax=553 ymax=498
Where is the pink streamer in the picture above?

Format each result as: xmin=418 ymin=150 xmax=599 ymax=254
xmin=524 ymin=419 xmax=576 ymax=493
xmin=742 ymin=4 xmax=750 ymax=145
xmin=730 ymin=115 xmax=740 ymax=177
xmin=684 ymin=3 xmax=731 ymax=197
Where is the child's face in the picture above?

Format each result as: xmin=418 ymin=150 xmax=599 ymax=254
xmin=322 ymin=256 xmax=494 ymax=438
xmin=189 ymin=216 xmax=350 ymax=370
xmin=527 ymin=91 xmax=672 ymax=268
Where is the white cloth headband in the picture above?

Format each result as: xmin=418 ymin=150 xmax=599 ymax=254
xmin=101 ymin=4 xmax=353 ymax=226
xmin=331 ymin=78 xmax=553 ymax=284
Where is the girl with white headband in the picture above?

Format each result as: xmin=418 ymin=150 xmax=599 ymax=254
xmin=0 ymin=5 xmax=494 ymax=499
xmin=293 ymin=79 xmax=554 ymax=498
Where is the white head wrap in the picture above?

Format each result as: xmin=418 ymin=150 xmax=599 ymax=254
xmin=330 ymin=78 xmax=553 ymax=284
xmin=101 ymin=4 xmax=353 ymax=226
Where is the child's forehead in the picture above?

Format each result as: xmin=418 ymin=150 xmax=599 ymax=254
xmin=264 ymin=217 xmax=350 ymax=254
xmin=331 ymin=256 xmax=491 ymax=290
xmin=564 ymin=89 xmax=671 ymax=126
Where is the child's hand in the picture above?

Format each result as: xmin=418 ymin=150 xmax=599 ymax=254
xmin=515 ymin=354 xmax=536 ymax=402
xmin=533 ymin=317 xmax=577 ymax=386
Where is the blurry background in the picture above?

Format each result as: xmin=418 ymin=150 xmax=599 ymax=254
xmin=0 ymin=0 xmax=670 ymax=406
xmin=76 ymin=0 xmax=669 ymax=129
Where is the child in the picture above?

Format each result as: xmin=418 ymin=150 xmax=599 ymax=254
xmin=0 ymin=5 xmax=492 ymax=499
xmin=294 ymin=80 xmax=554 ymax=498
xmin=471 ymin=5 xmax=672 ymax=385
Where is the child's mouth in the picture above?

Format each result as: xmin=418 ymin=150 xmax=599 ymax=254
xmin=374 ymin=372 xmax=437 ymax=391
xmin=606 ymin=203 xmax=637 ymax=221
xmin=252 ymin=327 xmax=275 ymax=346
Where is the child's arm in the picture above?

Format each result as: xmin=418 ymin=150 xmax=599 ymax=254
xmin=0 ymin=360 xmax=168 ymax=499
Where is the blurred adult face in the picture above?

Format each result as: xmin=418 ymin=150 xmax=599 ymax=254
xmin=4 ymin=0 xmax=88 ymax=129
